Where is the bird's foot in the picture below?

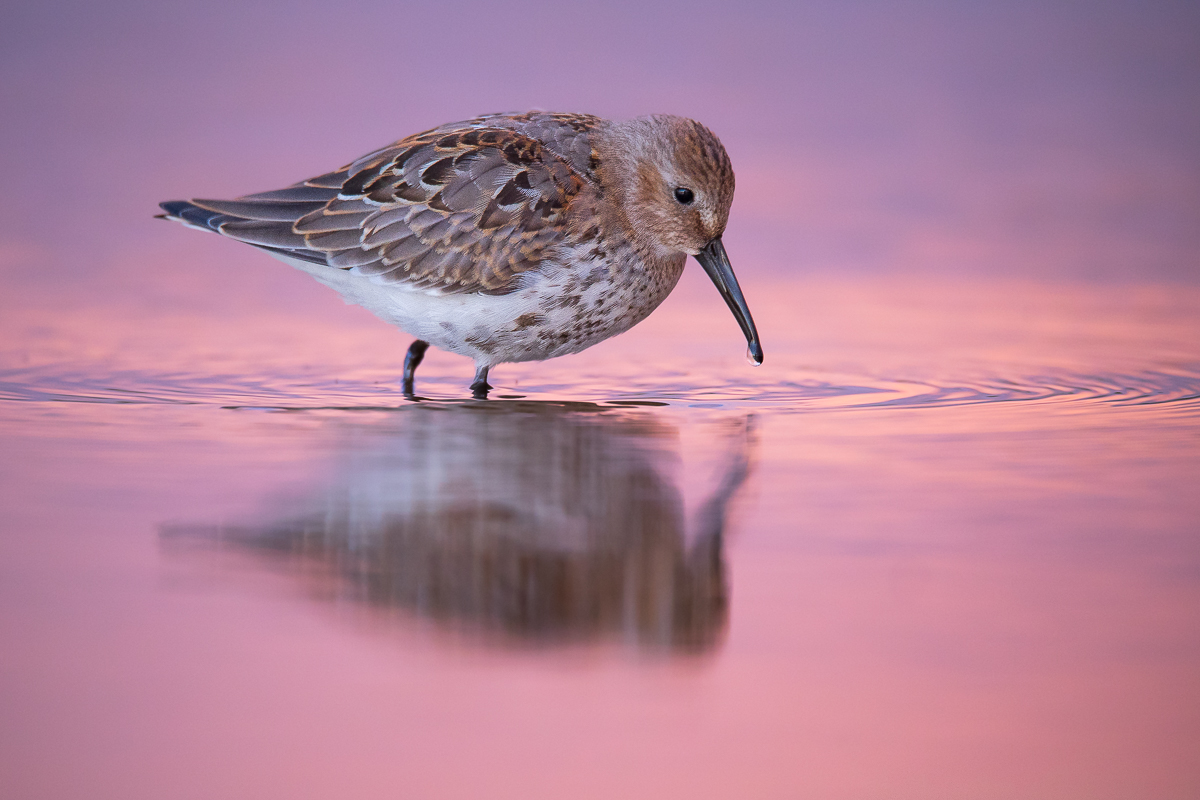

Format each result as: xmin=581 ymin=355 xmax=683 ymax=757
xmin=470 ymin=365 xmax=492 ymax=400
xmin=402 ymin=339 xmax=429 ymax=397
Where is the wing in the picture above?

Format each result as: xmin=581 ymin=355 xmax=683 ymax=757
xmin=161 ymin=119 xmax=594 ymax=295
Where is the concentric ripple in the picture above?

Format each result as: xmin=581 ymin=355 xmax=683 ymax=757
xmin=829 ymin=368 xmax=1200 ymax=411
xmin=2 ymin=362 xmax=1198 ymax=415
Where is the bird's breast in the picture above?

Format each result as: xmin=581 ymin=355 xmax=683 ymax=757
xmin=271 ymin=240 xmax=686 ymax=367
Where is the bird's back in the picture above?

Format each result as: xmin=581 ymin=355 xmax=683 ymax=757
xmin=159 ymin=112 xmax=605 ymax=295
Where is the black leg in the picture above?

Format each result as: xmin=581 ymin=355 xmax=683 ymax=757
xmin=469 ymin=364 xmax=492 ymax=400
xmin=403 ymin=339 xmax=429 ymax=396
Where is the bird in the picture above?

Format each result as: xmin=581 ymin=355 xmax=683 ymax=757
xmin=158 ymin=111 xmax=763 ymax=399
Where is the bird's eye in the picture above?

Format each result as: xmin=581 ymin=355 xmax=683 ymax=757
xmin=673 ymin=187 xmax=695 ymax=205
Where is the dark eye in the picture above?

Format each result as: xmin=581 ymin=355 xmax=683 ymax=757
xmin=673 ymin=187 xmax=695 ymax=205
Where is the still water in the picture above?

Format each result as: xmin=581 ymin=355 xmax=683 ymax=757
xmin=1 ymin=274 xmax=1198 ymax=798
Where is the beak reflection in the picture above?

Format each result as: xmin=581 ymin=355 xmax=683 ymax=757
xmin=163 ymin=403 xmax=756 ymax=653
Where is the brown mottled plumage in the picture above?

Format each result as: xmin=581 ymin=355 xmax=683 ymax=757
xmin=159 ymin=111 xmax=761 ymax=397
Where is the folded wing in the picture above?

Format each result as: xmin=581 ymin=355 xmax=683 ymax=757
xmin=160 ymin=124 xmax=588 ymax=295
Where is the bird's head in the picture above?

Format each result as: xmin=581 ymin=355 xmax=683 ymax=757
xmin=597 ymin=115 xmax=762 ymax=365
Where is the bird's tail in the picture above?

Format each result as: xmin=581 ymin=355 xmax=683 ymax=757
xmin=156 ymin=171 xmax=349 ymax=266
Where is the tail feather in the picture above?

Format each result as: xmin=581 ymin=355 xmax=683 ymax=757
xmin=241 ymin=184 xmax=344 ymax=202
xmin=157 ymin=194 xmax=334 ymax=266
xmin=190 ymin=197 xmax=327 ymax=222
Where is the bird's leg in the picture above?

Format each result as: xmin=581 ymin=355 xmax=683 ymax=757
xmin=402 ymin=339 xmax=429 ymax=396
xmin=470 ymin=364 xmax=492 ymax=400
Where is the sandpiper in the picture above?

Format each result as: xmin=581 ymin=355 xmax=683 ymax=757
xmin=159 ymin=111 xmax=762 ymax=398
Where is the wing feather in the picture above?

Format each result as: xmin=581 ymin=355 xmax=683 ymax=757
xmin=217 ymin=220 xmax=311 ymax=249
xmin=191 ymin=198 xmax=326 ymax=221
xmin=327 ymin=246 xmax=384 ymax=268
xmin=292 ymin=210 xmax=371 ymax=233
xmin=159 ymin=113 xmax=599 ymax=294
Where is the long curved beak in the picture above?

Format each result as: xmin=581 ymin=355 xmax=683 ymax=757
xmin=694 ymin=238 xmax=764 ymax=365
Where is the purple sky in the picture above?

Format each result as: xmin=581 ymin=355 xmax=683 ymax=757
xmin=2 ymin=0 xmax=1198 ymax=290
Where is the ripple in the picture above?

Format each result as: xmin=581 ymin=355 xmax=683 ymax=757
xmin=2 ymin=362 xmax=1198 ymax=415
xmin=847 ymin=369 xmax=1200 ymax=411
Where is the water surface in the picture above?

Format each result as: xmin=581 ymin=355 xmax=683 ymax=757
xmin=2 ymin=276 xmax=1198 ymax=799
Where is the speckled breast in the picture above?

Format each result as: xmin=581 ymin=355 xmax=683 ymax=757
xmin=444 ymin=244 xmax=688 ymax=365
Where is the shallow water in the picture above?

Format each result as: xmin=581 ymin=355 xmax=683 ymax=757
xmin=3 ymin=0 xmax=1198 ymax=794
xmin=1 ymin=274 xmax=1198 ymax=799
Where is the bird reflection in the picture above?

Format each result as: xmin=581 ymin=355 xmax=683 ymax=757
xmin=164 ymin=402 xmax=754 ymax=653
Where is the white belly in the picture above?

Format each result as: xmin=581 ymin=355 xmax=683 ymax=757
xmin=269 ymin=251 xmax=684 ymax=366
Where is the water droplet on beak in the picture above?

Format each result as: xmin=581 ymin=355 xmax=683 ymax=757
xmin=747 ymin=345 xmax=763 ymax=367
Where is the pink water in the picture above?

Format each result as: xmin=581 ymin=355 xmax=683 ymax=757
xmin=3 ymin=1 xmax=1200 ymax=798
xmin=2 ymin=272 xmax=1198 ymax=799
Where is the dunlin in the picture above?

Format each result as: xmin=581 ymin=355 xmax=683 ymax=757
xmin=159 ymin=111 xmax=762 ymax=398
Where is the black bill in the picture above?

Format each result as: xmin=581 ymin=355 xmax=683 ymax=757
xmin=694 ymin=238 xmax=764 ymax=365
